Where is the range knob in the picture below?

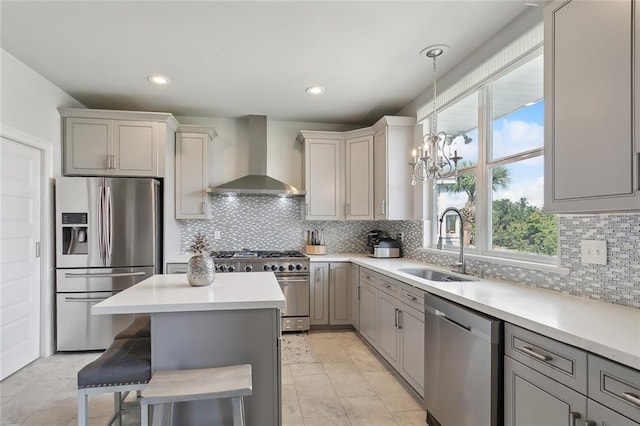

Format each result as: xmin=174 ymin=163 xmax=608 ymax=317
xmin=288 ymin=264 xmax=295 ymax=271
xmin=219 ymin=265 xmax=227 ymax=272
xmin=244 ymin=265 xmax=253 ymax=272
xmin=263 ymin=264 xmax=271 ymax=271
xmin=295 ymin=264 xmax=303 ymax=271
xmin=271 ymin=265 xmax=278 ymax=271
xmin=279 ymin=265 xmax=286 ymax=272
xmin=228 ymin=265 xmax=236 ymax=272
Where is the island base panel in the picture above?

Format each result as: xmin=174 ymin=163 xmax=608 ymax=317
xmin=151 ymin=309 xmax=281 ymax=426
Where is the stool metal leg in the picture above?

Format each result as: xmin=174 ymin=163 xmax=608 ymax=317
xmin=113 ymin=391 xmax=122 ymax=426
xmin=77 ymin=390 xmax=88 ymax=426
xmin=231 ymin=396 xmax=246 ymax=426
xmin=141 ymin=403 xmax=149 ymax=426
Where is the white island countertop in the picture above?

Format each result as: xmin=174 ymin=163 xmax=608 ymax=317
xmin=308 ymin=253 xmax=640 ymax=370
xmin=93 ymin=272 xmax=285 ymax=315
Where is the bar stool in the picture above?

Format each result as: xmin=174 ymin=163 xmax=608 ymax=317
xmin=140 ymin=364 xmax=252 ymax=426
xmin=77 ymin=337 xmax=151 ymax=426
xmin=113 ymin=315 xmax=151 ymax=340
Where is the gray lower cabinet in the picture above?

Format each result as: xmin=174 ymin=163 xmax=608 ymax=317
xmin=587 ymin=399 xmax=639 ymax=426
xmin=504 ymin=356 xmax=587 ymax=426
xmin=398 ymin=302 xmax=424 ymax=396
xmin=329 ymin=263 xmax=352 ymax=325
xmin=359 ymin=279 xmax=378 ymax=346
xmin=310 ymin=262 xmax=351 ymax=326
xmin=505 ymin=323 xmax=640 ymax=425
xmin=358 ymin=267 xmax=425 ymax=396
xmin=377 ymin=291 xmax=400 ymax=369
xmin=310 ymin=263 xmax=330 ymax=325
xmin=351 ymin=264 xmax=360 ymax=330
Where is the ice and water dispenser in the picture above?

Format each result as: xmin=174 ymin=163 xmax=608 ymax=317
xmin=61 ymin=212 xmax=88 ymax=255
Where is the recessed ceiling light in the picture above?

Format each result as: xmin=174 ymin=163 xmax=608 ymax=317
xmin=305 ymin=86 xmax=325 ymax=95
xmin=148 ymin=75 xmax=170 ymax=85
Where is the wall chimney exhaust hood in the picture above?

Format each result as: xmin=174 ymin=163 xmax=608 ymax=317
xmin=208 ymin=115 xmax=305 ymax=196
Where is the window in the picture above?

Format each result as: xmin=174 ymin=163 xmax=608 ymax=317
xmin=429 ymin=52 xmax=557 ymax=262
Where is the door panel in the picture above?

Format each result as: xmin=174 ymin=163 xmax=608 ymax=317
xmin=105 ymin=178 xmax=159 ymax=268
xmin=0 ymin=138 xmax=41 ymax=379
xmin=377 ymin=292 xmax=399 ymax=368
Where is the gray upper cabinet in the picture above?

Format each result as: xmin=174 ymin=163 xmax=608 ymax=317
xmin=60 ymin=108 xmax=177 ymax=178
xmin=345 ymin=135 xmax=374 ymax=220
xmin=372 ymin=116 xmax=416 ymax=220
xmin=175 ymin=126 xmax=216 ymax=219
xmin=544 ymin=0 xmax=639 ymax=212
xmin=300 ymin=135 xmax=344 ymax=220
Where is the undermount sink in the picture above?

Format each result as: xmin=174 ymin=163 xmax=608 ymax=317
xmin=398 ymin=268 xmax=476 ymax=282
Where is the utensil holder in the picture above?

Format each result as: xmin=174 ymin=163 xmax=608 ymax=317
xmin=305 ymin=245 xmax=327 ymax=255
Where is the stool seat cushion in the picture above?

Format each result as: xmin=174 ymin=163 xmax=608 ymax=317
xmin=114 ymin=315 xmax=151 ymax=339
xmin=141 ymin=364 xmax=252 ymax=406
xmin=78 ymin=337 xmax=151 ymax=389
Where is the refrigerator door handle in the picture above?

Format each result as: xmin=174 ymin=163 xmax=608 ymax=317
xmin=106 ymin=185 xmax=113 ymax=261
xmin=97 ymin=184 xmax=105 ymax=262
xmin=64 ymin=271 xmax=147 ymax=279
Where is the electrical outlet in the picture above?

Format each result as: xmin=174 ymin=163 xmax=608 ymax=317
xmin=397 ymin=232 xmax=404 ymax=242
xmin=214 ymin=230 xmax=221 ymax=240
xmin=580 ymin=239 xmax=607 ymax=265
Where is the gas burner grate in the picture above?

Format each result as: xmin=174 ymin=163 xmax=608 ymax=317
xmin=210 ymin=251 xmax=236 ymax=259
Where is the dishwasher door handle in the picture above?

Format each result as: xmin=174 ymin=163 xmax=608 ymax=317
xmin=436 ymin=311 xmax=471 ymax=332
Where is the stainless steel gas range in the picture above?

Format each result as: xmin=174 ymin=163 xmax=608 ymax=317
xmin=211 ymin=249 xmax=310 ymax=332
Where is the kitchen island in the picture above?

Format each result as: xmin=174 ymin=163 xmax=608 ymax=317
xmin=93 ymin=272 xmax=285 ymax=426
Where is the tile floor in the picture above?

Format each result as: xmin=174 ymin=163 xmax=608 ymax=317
xmin=0 ymin=330 xmax=425 ymax=425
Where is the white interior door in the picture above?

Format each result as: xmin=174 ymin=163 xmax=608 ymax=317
xmin=1 ymin=137 xmax=41 ymax=380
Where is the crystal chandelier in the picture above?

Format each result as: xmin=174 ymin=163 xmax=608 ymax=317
xmin=410 ymin=47 xmax=463 ymax=185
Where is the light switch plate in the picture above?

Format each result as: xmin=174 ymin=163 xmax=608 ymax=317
xmin=214 ymin=230 xmax=221 ymax=240
xmin=580 ymin=240 xmax=607 ymax=265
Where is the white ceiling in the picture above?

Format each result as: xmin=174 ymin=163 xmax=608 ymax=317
xmin=1 ymin=1 xmax=538 ymax=125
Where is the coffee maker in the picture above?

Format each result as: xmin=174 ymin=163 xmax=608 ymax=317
xmin=367 ymin=230 xmax=401 ymax=258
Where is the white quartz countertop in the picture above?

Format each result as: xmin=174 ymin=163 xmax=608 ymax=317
xmin=309 ymin=253 xmax=640 ymax=370
xmin=92 ymin=272 xmax=285 ymax=315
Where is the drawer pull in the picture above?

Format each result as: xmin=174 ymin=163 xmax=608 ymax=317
xmin=520 ymin=346 xmax=552 ymax=362
xmin=569 ymin=411 xmax=580 ymax=425
xmin=622 ymin=392 xmax=640 ymax=407
xmin=404 ymin=293 xmax=418 ymax=302
xmin=383 ymin=283 xmax=392 ymax=289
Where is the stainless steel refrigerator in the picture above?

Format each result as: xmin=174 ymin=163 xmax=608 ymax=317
xmin=55 ymin=177 xmax=161 ymax=351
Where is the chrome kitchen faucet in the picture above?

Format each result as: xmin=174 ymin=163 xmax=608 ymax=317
xmin=437 ymin=207 xmax=466 ymax=274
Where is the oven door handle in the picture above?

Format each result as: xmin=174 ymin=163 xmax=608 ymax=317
xmin=276 ymin=278 xmax=309 ymax=283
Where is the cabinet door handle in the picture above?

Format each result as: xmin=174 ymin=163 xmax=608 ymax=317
xmin=394 ymin=308 xmax=398 ymax=327
xmin=520 ymin=346 xmax=553 ymax=362
xmin=569 ymin=411 xmax=580 ymax=425
xmin=357 ymin=286 xmax=360 ymax=300
xmin=404 ymin=293 xmax=418 ymax=302
xmin=346 ymin=203 xmax=350 ymax=216
xmin=105 ymin=155 xmax=110 ymax=169
xmin=397 ymin=310 xmax=403 ymax=329
xmin=382 ymin=199 xmax=386 ymax=215
xmin=383 ymin=283 xmax=392 ymax=289
xmin=112 ymin=155 xmax=117 ymax=169
xmin=622 ymin=392 xmax=640 ymax=407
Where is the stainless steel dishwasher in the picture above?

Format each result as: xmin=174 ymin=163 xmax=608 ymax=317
xmin=424 ymin=293 xmax=502 ymax=426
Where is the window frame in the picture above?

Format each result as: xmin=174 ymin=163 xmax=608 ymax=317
xmin=424 ymin=49 xmax=558 ymax=265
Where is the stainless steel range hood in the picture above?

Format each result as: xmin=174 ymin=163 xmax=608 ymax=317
xmin=209 ymin=115 xmax=305 ymax=196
